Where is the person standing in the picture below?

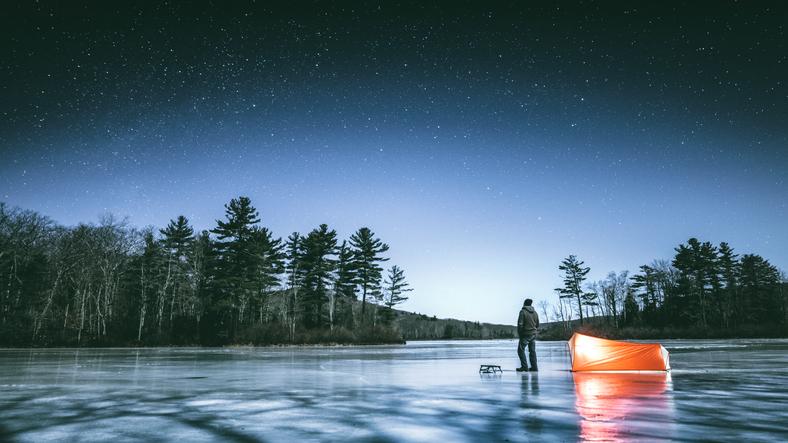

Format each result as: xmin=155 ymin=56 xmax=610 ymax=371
xmin=516 ymin=298 xmax=539 ymax=372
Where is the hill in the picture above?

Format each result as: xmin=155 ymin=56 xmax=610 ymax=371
xmin=393 ymin=310 xmax=516 ymax=340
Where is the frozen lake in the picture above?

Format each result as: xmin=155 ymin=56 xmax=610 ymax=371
xmin=1 ymin=339 xmax=787 ymax=442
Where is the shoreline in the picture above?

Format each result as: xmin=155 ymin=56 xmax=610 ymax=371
xmin=5 ymin=335 xmax=788 ymax=350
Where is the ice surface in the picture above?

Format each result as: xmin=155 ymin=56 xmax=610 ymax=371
xmin=1 ymin=339 xmax=787 ymax=442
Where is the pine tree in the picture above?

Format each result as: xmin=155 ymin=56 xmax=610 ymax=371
xmin=299 ymin=224 xmax=338 ymax=328
xmin=188 ymin=230 xmax=213 ymax=324
xmin=333 ymin=240 xmax=358 ymax=328
xmin=248 ymin=226 xmax=284 ymax=323
xmin=623 ymin=290 xmax=640 ymax=326
xmin=159 ymin=216 xmax=194 ymax=333
xmin=381 ymin=265 xmax=412 ymax=325
xmin=284 ymin=232 xmax=303 ymax=340
xmin=632 ymin=265 xmax=664 ymax=325
xmin=739 ymin=254 xmax=781 ymax=324
xmin=349 ymin=227 xmax=389 ymax=320
xmin=383 ymin=265 xmax=412 ymax=309
xmin=210 ymin=196 xmax=261 ymax=337
xmin=555 ymin=255 xmax=593 ymax=325
xmin=160 ymin=216 xmax=194 ymax=258
xmin=672 ymin=238 xmax=718 ymax=328
xmin=632 ymin=265 xmax=657 ymax=309
xmin=717 ymin=242 xmax=739 ymax=328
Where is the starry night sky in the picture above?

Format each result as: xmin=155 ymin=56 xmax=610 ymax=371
xmin=1 ymin=2 xmax=786 ymax=324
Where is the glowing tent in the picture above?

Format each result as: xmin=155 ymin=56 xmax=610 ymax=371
xmin=568 ymin=333 xmax=670 ymax=372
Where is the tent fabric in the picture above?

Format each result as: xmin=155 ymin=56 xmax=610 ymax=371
xmin=568 ymin=333 xmax=670 ymax=372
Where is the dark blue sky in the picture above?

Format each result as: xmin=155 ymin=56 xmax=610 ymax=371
xmin=1 ymin=2 xmax=786 ymax=324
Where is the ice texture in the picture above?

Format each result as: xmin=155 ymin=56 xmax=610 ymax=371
xmin=1 ymin=339 xmax=787 ymax=442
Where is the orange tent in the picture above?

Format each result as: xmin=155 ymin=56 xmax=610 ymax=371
xmin=568 ymin=333 xmax=670 ymax=371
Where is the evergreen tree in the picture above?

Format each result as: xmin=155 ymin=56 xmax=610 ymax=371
xmin=672 ymin=238 xmax=718 ymax=327
xmin=159 ymin=216 xmax=194 ymax=334
xmin=299 ymin=224 xmax=338 ymax=328
xmin=333 ymin=240 xmax=358 ymax=328
xmin=632 ymin=264 xmax=668 ymax=325
xmin=284 ymin=232 xmax=303 ymax=340
xmin=623 ymin=290 xmax=640 ymax=326
xmin=381 ymin=265 xmax=412 ymax=325
xmin=189 ymin=230 xmax=213 ymax=325
xmin=632 ymin=265 xmax=658 ymax=310
xmin=210 ymin=196 xmax=261 ymax=338
xmin=249 ymin=226 xmax=285 ymax=324
xmin=285 ymin=232 xmax=304 ymax=289
xmin=780 ymin=272 xmax=788 ymax=326
xmin=739 ymin=254 xmax=781 ymax=324
xmin=555 ymin=255 xmax=594 ymax=325
xmin=383 ymin=265 xmax=412 ymax=309
xmin=0 ymin=201 xmax=423 ymax=346
xmin=349 ymin=227 xmax=389 ymax=320
xmin=160 ymin=216 xmax=194 ymax=259
xmin=717 ymin=242 xmax=739 ymax=328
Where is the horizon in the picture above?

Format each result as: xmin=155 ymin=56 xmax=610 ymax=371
xmin=2 ymin=3 xmax=786 ymax=325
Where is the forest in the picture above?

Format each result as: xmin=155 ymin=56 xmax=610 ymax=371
xmin=3 ymin=198 xmax=786 ymax=346
xmin=545 ymin=240 xmax=788 ymax=339
xmin=0 ymin=198 xmax=413 ymax=346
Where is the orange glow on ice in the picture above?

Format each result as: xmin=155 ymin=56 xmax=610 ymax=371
xmin=574 ymin=371 xmax=673 ymax=442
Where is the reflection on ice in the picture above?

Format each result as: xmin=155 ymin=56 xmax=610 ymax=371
xmin=0 ymin=339 xmax=787 ymax=442
xmin=574 ymin=372 xmax=673 ymax=442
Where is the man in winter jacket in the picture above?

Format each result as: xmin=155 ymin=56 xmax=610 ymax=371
xmin=516 ymin=298 xmax=539 ymax=372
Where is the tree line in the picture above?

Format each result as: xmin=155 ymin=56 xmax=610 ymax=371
xmin=550 ymin=238 xmax=787 ymax=337
xmin=0 ymin=198 xmax=413 ymax=346
xmin=396 ymin=313 xmax=516 ymax=340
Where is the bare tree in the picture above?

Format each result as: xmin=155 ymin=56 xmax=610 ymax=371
xmin=537 ymin=299 xmax=551 ymax=323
